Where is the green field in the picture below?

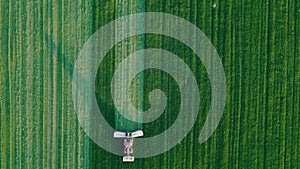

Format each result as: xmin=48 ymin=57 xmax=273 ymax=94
xmin=1 ymin=0 xmax=300 ymax=168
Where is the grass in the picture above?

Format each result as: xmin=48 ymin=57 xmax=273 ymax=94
xmin=0 ymin=0 xmax=299 ymax=168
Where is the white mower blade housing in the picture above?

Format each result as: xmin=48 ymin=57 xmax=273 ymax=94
xmin=123 ymin=156 xmax=134 ymax=162
xmin=130 ymin=130 xmax=144 ymax=138
xmin=114 ymin=131 xmax=126 ymax=138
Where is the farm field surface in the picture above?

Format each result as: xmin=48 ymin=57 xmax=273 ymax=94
xmin=0 ymin=0 xmax=300 ymax=169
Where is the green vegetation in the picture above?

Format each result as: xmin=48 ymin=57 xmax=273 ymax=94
xmin=0 ymin=0 xmax=299 ymax=168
